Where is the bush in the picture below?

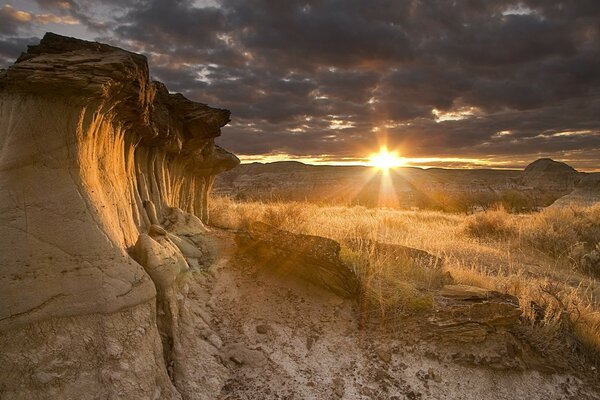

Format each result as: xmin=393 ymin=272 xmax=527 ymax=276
xmin=262 ymin=202 xmax=307 ymax=230
xmin=463 ymin=207 xmax=515 ymax=239
xmin=518 ymin=206 xmax=600 ymax=258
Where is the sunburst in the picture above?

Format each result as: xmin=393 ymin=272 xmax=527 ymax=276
xmin=369 ymin=147 xmax=404 ymax=172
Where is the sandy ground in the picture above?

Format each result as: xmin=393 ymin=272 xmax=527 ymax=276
xmin=184 ymin=229 xmax=600 ymax=400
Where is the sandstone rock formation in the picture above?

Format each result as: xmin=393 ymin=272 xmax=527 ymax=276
xmin=235 ymin=221 xmax=360 ymax=298
xmin=0 ymin=33 xmax=238 ymax=399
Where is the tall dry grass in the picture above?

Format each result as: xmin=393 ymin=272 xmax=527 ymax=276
xmin=464 ymin=205 xmax=600 ymax=260
xmin=210 ymin=197 xmax=600 ymax=356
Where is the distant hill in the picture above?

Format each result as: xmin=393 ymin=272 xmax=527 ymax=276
xmin=214 ymin=159 xmax=598 ymax=211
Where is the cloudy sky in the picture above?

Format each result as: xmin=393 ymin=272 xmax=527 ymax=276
xmin=1 ymin=1 xmax=599 ymax=170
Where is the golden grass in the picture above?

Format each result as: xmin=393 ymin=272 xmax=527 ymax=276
xmin=210 ymin=197 xmax=600 ymax=356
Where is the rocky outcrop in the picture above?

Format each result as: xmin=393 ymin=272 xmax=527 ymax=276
xmin=0 ymin=33 xmax=238 ymax=398
xmin=551 ymin=173 xmax=600 ymax=208
xmin=235 ymin=221 xmax=360 ymax=298
xmin=522 ymin=158 xmax=580 ymax=197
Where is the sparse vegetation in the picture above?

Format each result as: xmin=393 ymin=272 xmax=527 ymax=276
xmin=210 ymin=197 xmax=600 ymax=359
xmin=464 ymin=205 xmax=600 ymax=260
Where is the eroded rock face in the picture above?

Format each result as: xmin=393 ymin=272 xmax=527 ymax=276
xmin=235 ymin=221 xmax=360 ymax=298
xmin=0 ymin=33 xmax=238 ymax=398
xmin=551 ymin=173 xmax=600 ymax=208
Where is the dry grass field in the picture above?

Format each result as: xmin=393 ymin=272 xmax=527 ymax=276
xmin=210 ymin=197 xmax=600 ymax=360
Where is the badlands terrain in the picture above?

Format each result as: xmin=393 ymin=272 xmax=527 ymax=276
xmin=214 ymin=158 xmax=600 ymax=211
xmin=0 ymin=33 xmax=599 ymax=400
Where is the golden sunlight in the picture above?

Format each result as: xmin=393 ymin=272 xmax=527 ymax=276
xmin=369 ymin=147 xmax=404 ymax=171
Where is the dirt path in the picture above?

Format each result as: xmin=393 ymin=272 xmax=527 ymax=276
xmin=182 ymin=229 xmax=597 ymax=400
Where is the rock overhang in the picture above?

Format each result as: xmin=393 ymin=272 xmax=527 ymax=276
xmin=0 ymin=32 xmax=239 ymax=170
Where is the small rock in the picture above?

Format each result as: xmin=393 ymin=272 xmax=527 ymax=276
xmin=33 ymin=371 xmax=61 ymax=385
xmin=256 ymin=324 xmax=270 ymax=334
xmin=376 ymin=347 xmax=392 ymax=363
xmin=222 ymin=343 xmax=267 ymax=368
xmin=333 ymin=377 xmax=345 ymax=397
xmin=428 ymin=368 xmax=442 ymax=383
xmin=207 ymin=333 xmax=222 ymax=349
xmin=306 ymin=336 xmax=318 ymax=351
xmin=230 ymin=355 xmax=244 ymax=365
xmin=416 ymin=369 xmax=428 ymax=381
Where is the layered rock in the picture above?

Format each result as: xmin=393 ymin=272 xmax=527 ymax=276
xmin=431 ymin=285 xmax=521 ymax=343
xmin=235 ymin=221 xmax=360 ymax=298
xmin=551 ymin=173 xmax=600 ymax=208
xmin=0 ymin=33 xmax=238 ymax=399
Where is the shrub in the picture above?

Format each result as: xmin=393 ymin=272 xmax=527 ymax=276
xmin=517 ymin=206 xmax=600 ymax=258
xmin=463 ymin=207 xmax=515 ymax=239
xmin=262 ymin=202 xmax=307 ymax=231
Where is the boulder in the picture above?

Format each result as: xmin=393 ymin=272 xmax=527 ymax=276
xmin=235 ymin=222 xmax=359 ymax=298
xmin=431 ymin=285 xmax=521 ymax=343
xmin=130 ymin=226 xmax=189 ymax=291
xmin=164 ymin=207 xmax=209 ymax=236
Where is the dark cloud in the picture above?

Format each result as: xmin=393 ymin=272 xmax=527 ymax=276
xmin=0 ymin=5 xmax=34 ymax=35
xmin=0 ymin=36 xmax=38 ymax=65
xmin=1 ymin=0 xmax=600 ymax=169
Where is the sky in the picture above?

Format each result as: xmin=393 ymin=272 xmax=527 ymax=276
xmin=1 ymin=0 xmax=599 ymax=170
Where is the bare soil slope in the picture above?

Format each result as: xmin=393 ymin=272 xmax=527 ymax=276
xmin=187 ymin=229 xmax=599 ymax=400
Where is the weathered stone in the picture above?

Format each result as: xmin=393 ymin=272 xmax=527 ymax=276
xmin=130 ymin=232 xmax=189 ymax=291
xmin=0 ymin=33 xmax=238 ymax=398
xmin=164 ymin=207 xmax=209 ymax=236
xmin=431 ymin=285 xmax=521 ymax=343
xmin=552 ymin=173 xmax=600 ymax=208
xmin=222 ymin=343 xmax=268 ymax=368
xmin=235 ymin=222 xmax=360 ymax=298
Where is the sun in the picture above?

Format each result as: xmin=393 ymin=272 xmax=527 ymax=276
xmin=369 ymin=147 xmax=403 ymax=171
